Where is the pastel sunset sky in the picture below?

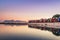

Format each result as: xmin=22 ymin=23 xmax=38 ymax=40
xmin=0 ymin=0 xmax=60 ymax=21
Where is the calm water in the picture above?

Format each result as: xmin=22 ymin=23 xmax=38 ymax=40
xmin=0 ymin=24 xmax=60 ymax=40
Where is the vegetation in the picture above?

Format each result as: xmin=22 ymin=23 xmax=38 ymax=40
xmin=52 ymin=14 xmax=60 ymax=18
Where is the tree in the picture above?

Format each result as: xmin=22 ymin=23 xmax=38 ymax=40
xmin=52 ymin=14 xmax=60 ymax=18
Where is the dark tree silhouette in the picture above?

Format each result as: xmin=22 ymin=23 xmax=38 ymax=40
xmin=52 ymin=14 xmax=60 ymax=18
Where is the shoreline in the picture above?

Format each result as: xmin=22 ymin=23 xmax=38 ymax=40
xmin=0 ymin=23 xmax=28 ymax=25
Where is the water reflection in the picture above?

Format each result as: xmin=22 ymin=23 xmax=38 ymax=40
xmin=28 ymin=25 xmax=60 ymax=36
xmin=0 ymin=24 xmax=60 ymax=40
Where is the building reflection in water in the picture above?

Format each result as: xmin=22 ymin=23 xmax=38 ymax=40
xmin=28 ymin=25 xmax=60 ymax=36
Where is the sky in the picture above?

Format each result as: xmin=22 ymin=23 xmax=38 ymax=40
xmin=0 ymin=0 xmax=60 ymax=21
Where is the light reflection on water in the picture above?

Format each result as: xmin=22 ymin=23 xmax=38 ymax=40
xmin=0 ymin=24 xmax=60 ymax=40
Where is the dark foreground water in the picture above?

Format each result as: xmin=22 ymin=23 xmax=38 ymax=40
xmin=0 ymin=24 xmax=60 ymax=40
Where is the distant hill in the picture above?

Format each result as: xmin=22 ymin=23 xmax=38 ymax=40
xmin=0 ymin=20 xmax=27 ymax=25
